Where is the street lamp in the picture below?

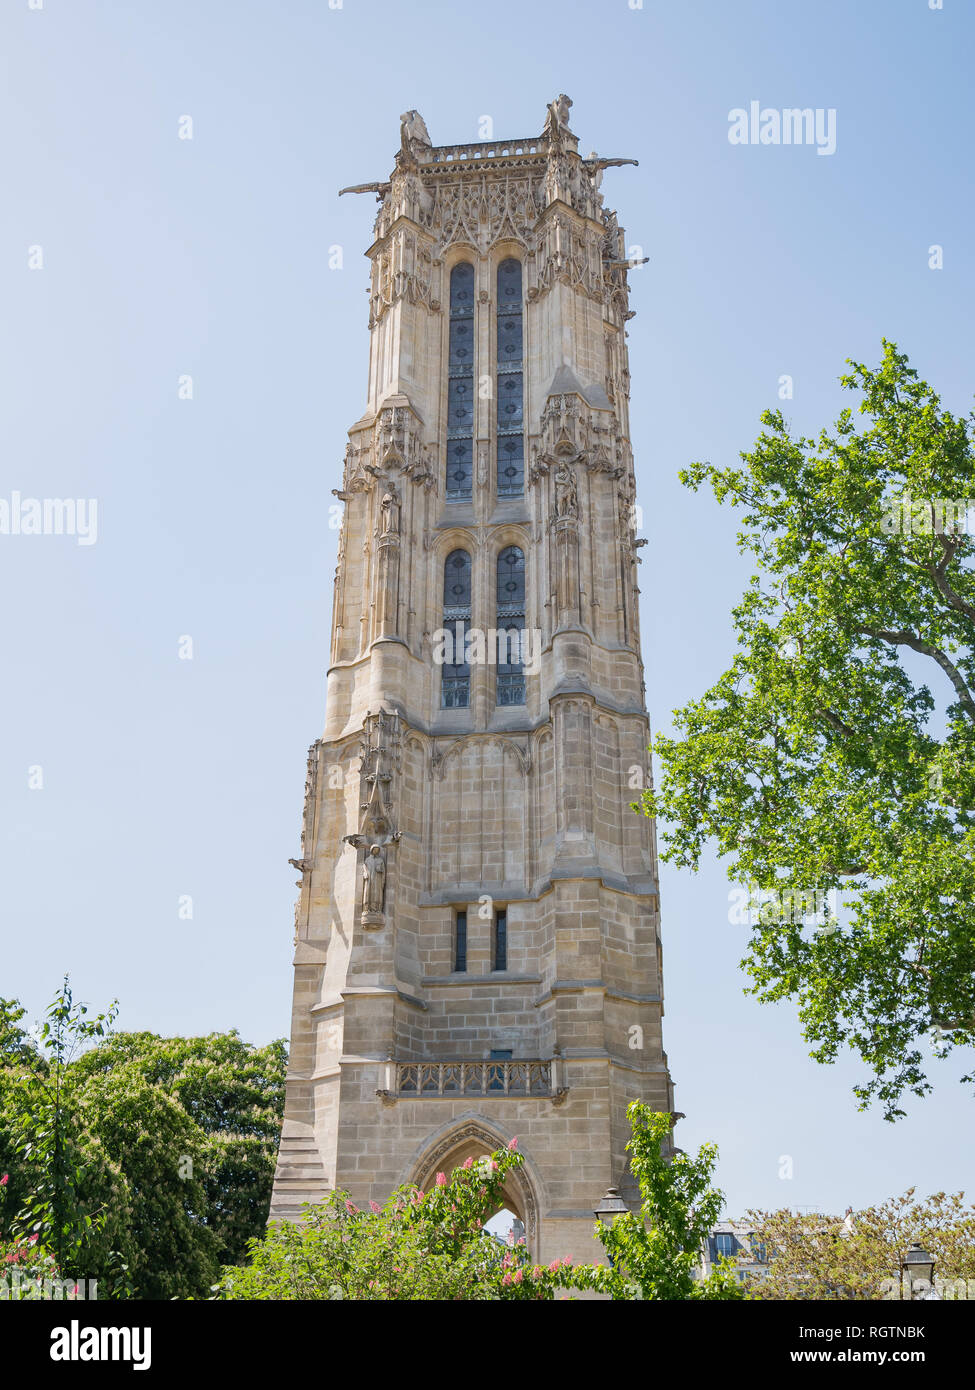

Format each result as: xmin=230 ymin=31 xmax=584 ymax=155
xmin=901 ymin=1244 xmax=936 ymax=1298
xmin=594 ymin=1187 xmax=629 ymax=1226
xmin=594 ymin=1187 xmax=630 ymax=1271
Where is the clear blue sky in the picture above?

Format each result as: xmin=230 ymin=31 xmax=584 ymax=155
xmin=2 ymin=0 xmax=972 ymax=1218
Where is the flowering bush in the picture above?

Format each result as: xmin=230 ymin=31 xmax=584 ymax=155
xmin=0 ymin=1174 xmax=62 ymax=1299
xmin=218 ymin=1140 xmax=593 ymax=1301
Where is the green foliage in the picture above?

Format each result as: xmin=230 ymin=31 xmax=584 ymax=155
xmin=0 ymin=997 xmax=44 ymax=1071
xmin=221 ymin=1108 xmax=740 ymax=1303
xmin=0 ymin=1225 xmax=63 ymax=1301
xmin=589 ymin=1103 xmax=743 ymax=1300
xmin=69 ymin=1030 xmax=288 ymax=1272
xmin=219 ymin=1141 xmax=587 ymax=1301
xmin=643 ymin=343 xmax=975 ymax=1115
xmin=0 ymin=984 xmax=287 ymax=1299
xmin=747 ymin=1189 xmax=975 ymax=1300
xmin=1 ymin=977 xmax=119 ymax=1282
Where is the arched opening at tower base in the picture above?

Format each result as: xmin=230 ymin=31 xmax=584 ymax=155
xmin=407 ymin=1117 xmax=541 ymax=1260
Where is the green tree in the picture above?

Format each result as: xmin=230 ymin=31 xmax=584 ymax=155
xmin=0 ymin=986 xmax=287 ymax=1299
xmin=0 ymin=978 xmax=121 ymax=1283
xmin=747 ymin=1189 xmax=975 ymax=1300
xmin=589 ymin=1103 xmax=743 ymax=1300
xmin=643 ymin=343 xmax=975 ymax=1116
xmin=69 ymin=1030 xmax=287 ymax=1272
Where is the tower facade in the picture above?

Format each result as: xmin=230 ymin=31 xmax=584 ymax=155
xmin=269 ymin=97 xmax=675 ymax=1264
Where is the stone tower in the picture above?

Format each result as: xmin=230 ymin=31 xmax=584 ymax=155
xmin=269 ymin=97 xmax=676 ymax=1264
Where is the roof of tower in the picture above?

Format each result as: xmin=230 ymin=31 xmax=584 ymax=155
xmin=546 ymin=363 xmax=612 ymax=411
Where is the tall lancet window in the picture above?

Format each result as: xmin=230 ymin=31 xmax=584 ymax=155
xmin=496 ymin=258 xmax=524 ymax=498
xmin=496 ymin=545 xmax=526 ymax=706
xmin=446 ymin=262 xmax=475 ymax=500
xmin=441 ymin=548 xmax=472 ymax=708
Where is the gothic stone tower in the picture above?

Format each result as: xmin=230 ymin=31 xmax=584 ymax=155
xmin=269 ymin=97 xmax=676 ymax=1264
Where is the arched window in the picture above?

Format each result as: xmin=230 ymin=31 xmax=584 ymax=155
xmin=496 ymin=259 xmax=524 ymax=498
xmin=441 ymin=549 xmax=472 ymax=708
xmin=446 ymin=263 xmax=475 ymax=500
xmin=496 ymin=545 xmax=525 ymax=706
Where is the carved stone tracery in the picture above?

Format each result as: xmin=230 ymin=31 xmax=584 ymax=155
xmin=342 ymin=711 xmax=403 ymax=926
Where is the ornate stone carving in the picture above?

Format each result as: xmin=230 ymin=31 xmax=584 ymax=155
xmin=534 ymin=212 xmax=606 ymax=305
xmin=399 ymin=109 xmax=432 ymax=162
xmin=430 ymin=173 xmax=543 ymax=252
xmin=543 ymin=93 xmax=573 ymax=148
xmin=291 ymin=742 xmax=320 ymax=942
xmin=374 ymin=481 xmax=402 ymax=637
xmin=537 ymin=394 xmax=617 ymax=477
xmin=370 ymin=230 xmax=437 ymax=325
xmin=342 ymin=711 xmax=404 ymax=927
xmin=379 ymin=483 xmax=401 ymax=536
xmin=343 ymin=443 xmax=376 ymax=494
xmin=553 ymin=460 xmax=579 ymax=519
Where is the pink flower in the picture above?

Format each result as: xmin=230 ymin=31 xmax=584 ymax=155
xmin=489 ymin=1161 xmax=498 ymax=1173
xmin=435 ymin=1172 xmax=447 ymax=1187
xmin=463 ymin=1156 xmax=474 ymax=1169
xmin=27 ymin=1234 xmax=38 ymax=1245
xmin=369 ymin=1200 xmax=382 ymax=1213
xmin=474 ymin=1218 xmax=481 ymax=1228
xmin=0 ymin=1174 xmax=8 ymax=1186
xmin=502 ymin=1272 xmax=512 ymax=1286
xmin=345 ymin=1200 xmax=358 ymax=1215
xmin=513 ymin=1269 xmax=523 ymax=1284
xmin=561 ymin=1257 xmax=572 ymax=1267
xmin=508 ymin=1137 xmax=518 ymax=1151
xmin=548 ymin=1259 xmax=560 ymax=1272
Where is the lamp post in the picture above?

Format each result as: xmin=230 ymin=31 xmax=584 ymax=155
xmin=594 ymin=1187 xmax=629 ymax=1226
xmin=900 ymin=1243 xmax=936 ymax=1299
xmin=594 ymin=1188 xmax=629 ymax=1270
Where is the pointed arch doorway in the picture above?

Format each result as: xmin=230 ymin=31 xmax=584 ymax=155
xmin=406 ymin=1117 xmax=542 ymax=1260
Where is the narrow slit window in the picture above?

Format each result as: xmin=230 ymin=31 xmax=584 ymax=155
xmin=496 ymin=546 xmax=525 ymax=706
xmin=493 ymin=908 xmax=508 ymax=972
xmin=441 ymin=549 xmax=472 ymax=708
xmin=454 ymin=910 xmax=468 ymax=972
xmin=447 ymin=263 xmax=475 ymax=500
xmin=495 ymin=259 xmax=524 ymax=498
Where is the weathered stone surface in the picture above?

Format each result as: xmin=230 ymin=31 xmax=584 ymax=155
xmin=270 ymin=99 xmax=674 ymax=1265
